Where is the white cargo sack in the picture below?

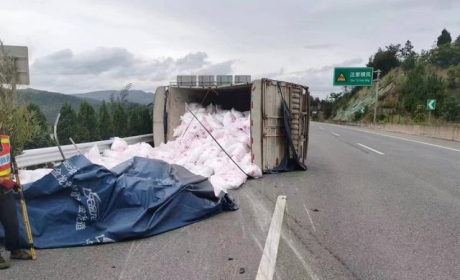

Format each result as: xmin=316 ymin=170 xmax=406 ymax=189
xmin=65 ymin=103 xmax=263 ymax=193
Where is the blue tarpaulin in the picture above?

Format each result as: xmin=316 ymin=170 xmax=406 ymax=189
xmin=0 ymin=155 xmax=238 ymax=249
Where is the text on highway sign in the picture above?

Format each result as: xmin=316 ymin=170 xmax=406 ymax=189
xmin=333 ymin=67 xmax=374 ymax=86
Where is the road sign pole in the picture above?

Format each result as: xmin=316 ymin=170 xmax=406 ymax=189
xmin=429 ymin=110 xmax=431 ymax=123
xmin=373 ymin=70 xmax=381 ymax=124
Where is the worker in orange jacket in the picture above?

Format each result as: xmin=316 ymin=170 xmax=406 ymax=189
xmin=0 ymin=135 xmax=32 ymax=269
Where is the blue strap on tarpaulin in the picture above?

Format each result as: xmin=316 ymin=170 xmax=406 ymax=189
xmin=0 ymin=155 xmax=238 ymax=249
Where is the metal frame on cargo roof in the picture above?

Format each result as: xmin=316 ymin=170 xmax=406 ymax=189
xmin=262 ymin=79 xmax=309 ymax=91
xmin=169 ymin=79 xmax=308 ymax=91
xmin=168 ymin=82 xmax=253 ymax=90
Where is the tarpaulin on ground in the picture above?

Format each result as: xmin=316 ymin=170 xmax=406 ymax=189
xmin=0 ymin=155 xmax=238 ymax=249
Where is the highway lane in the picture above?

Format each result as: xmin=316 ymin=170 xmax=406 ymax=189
xmin=301 ymin=122 xmax=460 ymax=279
xmin=4 ymin=122 xmax=460 ymax=279
xmin=320 ymin=122 xmax=460 ymax=200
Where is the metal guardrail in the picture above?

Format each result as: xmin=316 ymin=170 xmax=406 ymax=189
xmin=16 ymin=134 xmax=153 ymax=168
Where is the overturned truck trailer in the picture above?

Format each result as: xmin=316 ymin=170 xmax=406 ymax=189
xmin=153 ymin=78 xmax=310 ymax=172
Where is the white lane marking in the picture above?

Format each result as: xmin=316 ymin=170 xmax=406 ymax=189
xmin=319 ymin=127 xmax=324 ymax=130
xmin=357 ymin=143 xmax=385 ymax=155
xmin=330 ymin=131 xmax=340 ymax=137
xmin=303 ymin=205 xmax=317 ymax=233
xmin=360 ymin=130 xmax=460 ymax=153
xmin=319 ymin=123 xmax=460 ymax=153
xmin=256 ymin=196 xmax=287 ymax=280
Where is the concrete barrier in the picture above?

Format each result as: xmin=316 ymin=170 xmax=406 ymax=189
xmin=359 ymin=123 xmax=460 ymax=142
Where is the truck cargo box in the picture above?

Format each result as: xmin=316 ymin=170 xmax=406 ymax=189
xmin=153 ymin=79 xmax=310 ymax=172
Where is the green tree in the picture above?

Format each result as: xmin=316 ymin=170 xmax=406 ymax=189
xmin=444 ymin=64 xmax=460 ymax=121
xmin=98 ymin=101 xmax=113 ymax=140
xmin=437 ymin=29 xmax=452 ymax=47
xmin=128 ymin=107 xmax=141 ymax=136
xmin=57 ymin=103 xmax=78 ymax=145
xmin=400 ymin=40 xmax=417 ymax=71
xmin=413 ymin=104 xmax=427 ymax=123
xmin=73 ymin=125 xmax=90 ymax=143
xmin=444 ymin=93 xmax=460 ymax=121
xmin=27 ymin=104 xmax=48 ymax=131
xmin=428 ymin=44 xmax=460 ymax=68
xmin=446 ymin=65 xmax=460 ymax=89
xmin=320 ymin=99 xmax=333 ymax=120
xmin=138 ymin=106 xmax=153 ymax=135
xmin=113 ymin=103 xmax=128 ymax=137
xmin=110 ymin=83 xmax=131 ymax=112
xmin=400 ymin=40 xmax=415 ymax=60
xmin=24 ymin=103 xmax=53 ymax=149
xmin=119 ymin=83 xmax=131 ymax=105
xmin=367 ymin=44 xmax=401 ymax=76
xmin=454 ymin=35 xmax=460 ymax=46
xmin=126 ymin=105 xmax=152 ymax=136
xmin=402 ymin=63 xmax=426 ymax=113
xmin=78 ymin=101 xmax=100 ymax=142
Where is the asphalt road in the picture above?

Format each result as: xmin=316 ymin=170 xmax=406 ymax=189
xmin=3 ymin=122 xmax=460 ymax=279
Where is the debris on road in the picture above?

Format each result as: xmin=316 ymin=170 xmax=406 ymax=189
xmin=1 ymin=155 xmax=238 ymax=249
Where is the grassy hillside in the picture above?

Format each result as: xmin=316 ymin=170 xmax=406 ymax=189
xmin=72 ymin=90 xmax=154 ymax=105
xmin=314 ymin=29 xmax=460 ymax=124
xmin=18 ymin=88 xmax=103 ymax=124
xmin=330 ymin=64 xmax=460 ymax=124
xmin=332 ymin=68 xmax=405 ymax=122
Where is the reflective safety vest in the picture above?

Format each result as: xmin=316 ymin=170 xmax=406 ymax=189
xmin=0 ymin=135 xmax=12 ymax=180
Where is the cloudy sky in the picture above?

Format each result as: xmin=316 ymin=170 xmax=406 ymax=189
xmin=1 ymin=0 xmax=459 ymax=98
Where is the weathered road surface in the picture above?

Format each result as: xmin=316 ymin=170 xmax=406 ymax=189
xmin=4 ymin=122 xmax=460 ymax=279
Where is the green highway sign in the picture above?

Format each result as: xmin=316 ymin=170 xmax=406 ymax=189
xmin=427 ymin=99 xmax=436 ymax=110
xmin=333 ymin=67 xmax=374 ymax=86
xmin=359 ymin=107 xmax=365 ymax=114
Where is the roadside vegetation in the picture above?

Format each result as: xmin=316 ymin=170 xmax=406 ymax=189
xmin=55 ymin=83 xmax=153 ymax=145
xmin=312 ymin=29 xmax=460 ymax=124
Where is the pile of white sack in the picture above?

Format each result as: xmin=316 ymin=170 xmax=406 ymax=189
xmin=20 ymin=103 xmax=262 ymax=194
xmin=87 ymin=103 xmax=262 ymax=193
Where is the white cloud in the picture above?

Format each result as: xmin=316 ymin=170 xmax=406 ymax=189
xmin=1 ymin=0 xmax=459 ymax=97
xmin=30 ymin=48 xmax=235 ymax=93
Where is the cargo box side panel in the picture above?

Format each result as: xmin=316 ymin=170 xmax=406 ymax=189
xmin=250 ymin=80 xmax=263 ymax=170
xmin=153 ymin=86 xmax=166 ymax=147
xmin=262 ymin=81 xmax=288 ymax=170
xmin=261 ymin=80 xmax=308 ymax=170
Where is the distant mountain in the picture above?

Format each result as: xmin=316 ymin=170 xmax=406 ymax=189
xmin=18 ymin=88 xmax=103 ymax=124
xmin=72 ymin=90 xmax=154 ymax=105
xmin=17 ymin=88 xmax=154 ymax=124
